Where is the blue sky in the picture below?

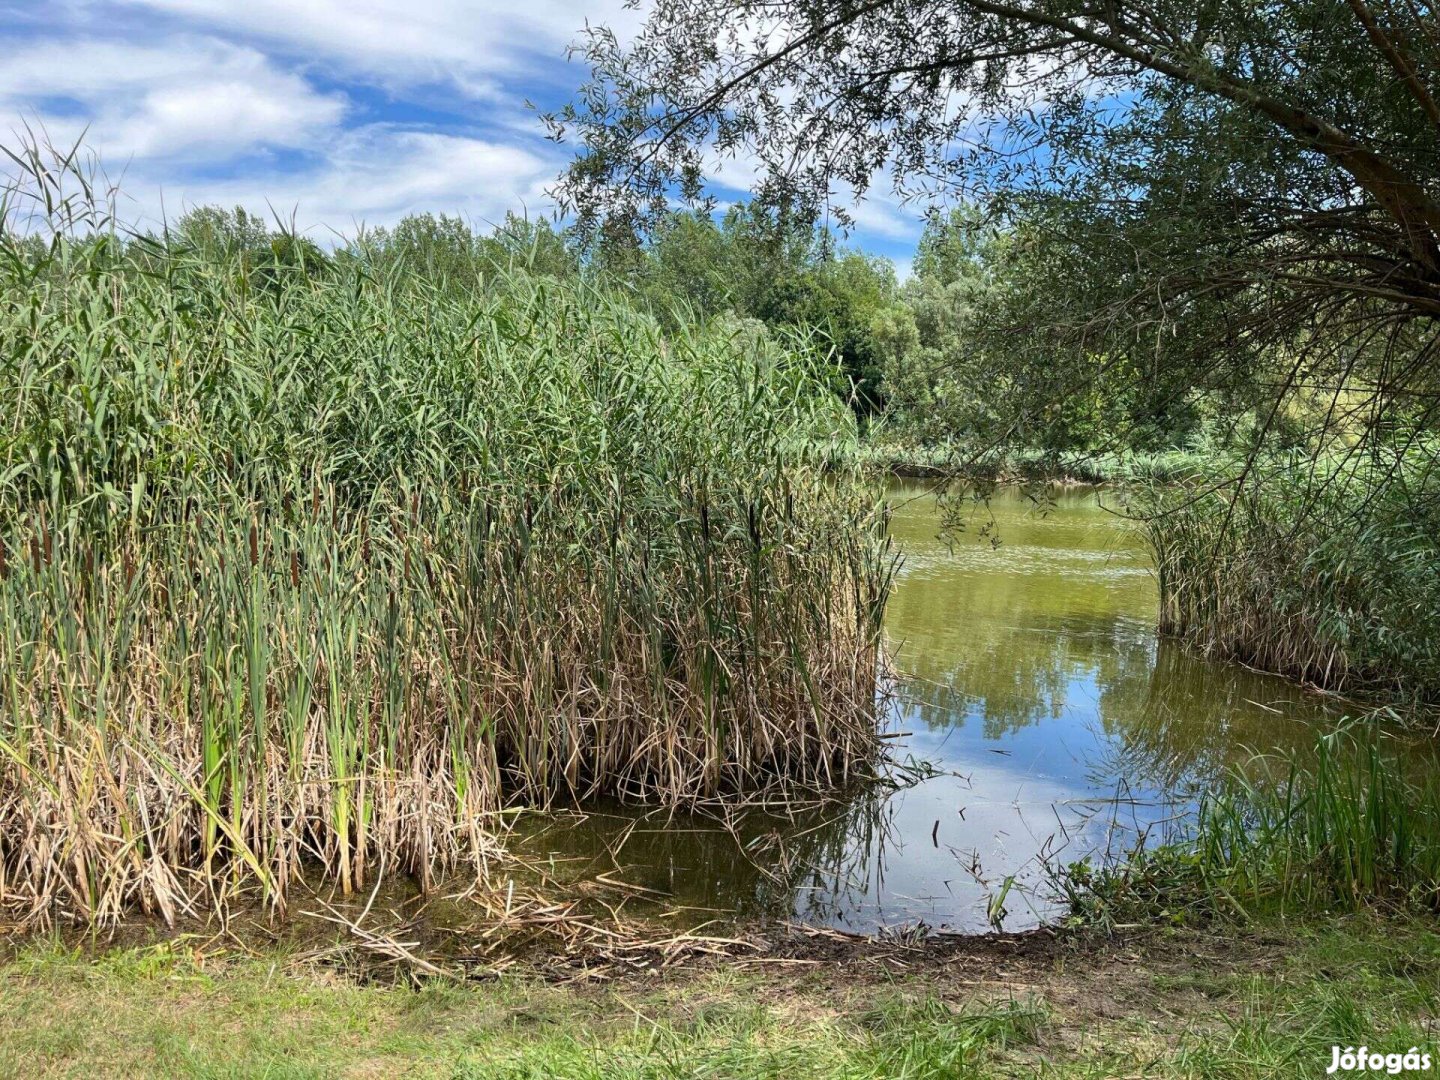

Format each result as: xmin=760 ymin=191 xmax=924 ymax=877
xmin=0 ymin=1 xmax=924 ymax=272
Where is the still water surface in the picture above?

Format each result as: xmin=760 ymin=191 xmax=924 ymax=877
xmin=515 ymin=482 xmax=1339 ymax=933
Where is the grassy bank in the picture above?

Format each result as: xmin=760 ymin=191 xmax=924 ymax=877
xmin=1 ymin=914 xmax=1435 ymax=1077
xmin=4 ymin=731 xmax=1435 ymax=1078
xmin=0 ymin=156 xmax=893 ymax=926
xmin=1056 ymin=731 xmax=1440 ymax=929
xmin=852 ymin=441 xmax=1211 ymax=484
xmin=1144 ymin=452 xmax=1440 ymax=705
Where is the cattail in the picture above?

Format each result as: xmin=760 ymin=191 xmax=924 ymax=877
xmin=290 ymin=549 xmax=300 ymax=589
xmin=248 ymin=521 xmax=259 ymax=568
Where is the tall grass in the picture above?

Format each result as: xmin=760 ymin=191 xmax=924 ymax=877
xmin=0 ymin=142 xmax=894 ymax=925
xmin=1143 ymin=451 xmax=1440 ymax=705
xmin=1059 ymin=729 xmax=1440 ymax=923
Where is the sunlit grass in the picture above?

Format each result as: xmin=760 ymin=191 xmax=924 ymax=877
xmin=3 ymin=915 xmax=1435 ymax=1078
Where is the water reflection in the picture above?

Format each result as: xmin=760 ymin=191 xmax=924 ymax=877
xmin=515 ymin=482 xmax=1343 ymax=933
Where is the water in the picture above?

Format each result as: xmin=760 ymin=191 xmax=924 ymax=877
xmin=512 ymin=482 xmax=1340 ymax=934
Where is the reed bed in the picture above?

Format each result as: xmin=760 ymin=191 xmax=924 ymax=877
xmin=1142 ymin=453 xmax=1440 ymax=705
xmin=0 ymin=147 xmax=894 ymax=926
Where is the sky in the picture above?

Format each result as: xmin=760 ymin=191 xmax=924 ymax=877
xmin=0 ymin=1 xmax=923 ymax=272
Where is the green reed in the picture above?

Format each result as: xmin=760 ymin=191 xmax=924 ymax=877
xmin=1140 ymin=451 xmax=1440 ymax=706
xmin=0 ymin=144 xmax=894 ymax=925
xmin=1058 ymin=729 xmax=1440 ymax=924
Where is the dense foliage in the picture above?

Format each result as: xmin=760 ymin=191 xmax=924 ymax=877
xmin=549 ymin=0 xmax=1439 ymax=466
xmin=0 ymin=151 xmax=893 ymax=924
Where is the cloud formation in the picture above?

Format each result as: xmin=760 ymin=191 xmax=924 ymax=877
xmin=0 ymin=1 xmax=921 ymax=256
xmin=2 ymin=38 xmax=345 ymax=160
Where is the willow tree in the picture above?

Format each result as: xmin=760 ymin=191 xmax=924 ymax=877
xmin=547 ymin=1 xmax=1440 ymax=467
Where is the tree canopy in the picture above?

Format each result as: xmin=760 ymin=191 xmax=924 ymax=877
xmin=548 ymin=1 xmax=1440 ymax=462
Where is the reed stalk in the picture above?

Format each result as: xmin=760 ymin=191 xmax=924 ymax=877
xmin=0 ymin=142 xmax=895 ymax=926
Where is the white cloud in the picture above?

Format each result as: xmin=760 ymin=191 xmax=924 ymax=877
xmin=1 ymin=37 xmax=346 ymax=162
xmin=118 ymin=0 xmax=639 ymax=93
xmin=843 ymin=196 xmax=923 ymax=242
xmin=0 ymin=1 xmax=931 ymax=248
xmin=127 ymin=126 xmax=558 ymax=236
xmin=0 ymin=22 xmax=563 ymax=236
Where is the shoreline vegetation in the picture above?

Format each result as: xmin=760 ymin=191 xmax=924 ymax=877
xmin=849 ymin=441 xmax=1213 ymax=485
xmin=3 ymin=148 xmax=1439 ymax=1078
xmin=1145 ymin=454 xmax=1440 ymax=710
xmin=0 ymin=159 xmax=893 ymax=928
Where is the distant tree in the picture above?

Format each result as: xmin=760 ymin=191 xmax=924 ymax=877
xmin=548 ymin=0 xmax=1440 ymax=463
xmin=627 ymin=210 xmax=732 ymax=318
xmin=369 ymin=213 xmax=479 ymax=286
xmin=888 ymin=206 xmax=1204 ymax=450
xmin=169 ymin=206 xmax=330 ymax=290
xmin=619 ymin=203 xmax=910 ymax=414
xmin=912 ymin=206 xmax=992 ymax=291
xmin=478 ymin=214 xmax=578 ymax=278
xmin=172 ymin=206 xmax=272 ymax=259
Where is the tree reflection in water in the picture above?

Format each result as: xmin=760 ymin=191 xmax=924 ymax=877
xmin=515 ymin=483 xmax=1353 ymax=934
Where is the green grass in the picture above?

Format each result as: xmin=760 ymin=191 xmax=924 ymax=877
xmin=0 ymin=938 xmax=1045 ymax=1079
xmin=1060 ymin=918 xmax=1440 ymax=1079
xmin=1 ymin=915 xmax=1435 ymax=1078
xmin=1056 ymin=730 xmax=1440 ymax=929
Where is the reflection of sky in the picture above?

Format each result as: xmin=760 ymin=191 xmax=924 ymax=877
xmin=515 ymin=484 xmax=1342 ymax=935
xmin=799 ymin=484 xmax=1339 ymax=933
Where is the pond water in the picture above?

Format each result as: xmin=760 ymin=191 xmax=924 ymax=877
xmin=513 ymin=482 xmax=1341 ymax=934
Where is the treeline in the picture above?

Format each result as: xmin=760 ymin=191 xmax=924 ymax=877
xmin=148 ymin=200 xmax=1213 ymax=455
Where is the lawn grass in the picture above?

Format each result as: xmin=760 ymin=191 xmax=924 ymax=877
xmin=2 ymin=914 xmax=1435 ymax=1078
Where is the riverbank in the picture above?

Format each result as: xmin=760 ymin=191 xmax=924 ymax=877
xmin=853 ymin=443 xmax=1211 ymax=484
xmin=3 ymin=913 xmax=1436 ymax=1077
